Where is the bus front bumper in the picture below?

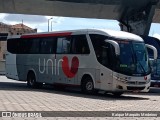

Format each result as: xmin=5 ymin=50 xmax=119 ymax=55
xmin=113 ymin=80 xmax=150 ymax=93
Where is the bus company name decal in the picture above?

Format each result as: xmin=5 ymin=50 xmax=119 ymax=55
xmin=62 ymin=56 xmax=79 ymax=78
xmin=38 ymin=56 xmax=79 ymax=78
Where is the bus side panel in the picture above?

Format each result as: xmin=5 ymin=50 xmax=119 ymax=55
xmin=16 ymin=54 xmax=27 ymax=81
xmin=100 ymin=66 xmax=113 ymax=91
xmin=38 ymin=54 xmax=55 ymax=84
xmin=54 ymin=54 xmax=99 ymax=87
xmin=16 ymin=54 xmax=41 ymax=83
xmin=21 ymin=54 xmax=51 ymax=84
xmin=75 ymin=55 xmax=101 ymax=89
xmin=77 ymin=68 xmax=98 ymax=88
xmin=55 ymin=54 xmax=75 ymax=85
xmin=6 ymin=52 xmax=19 ymax=80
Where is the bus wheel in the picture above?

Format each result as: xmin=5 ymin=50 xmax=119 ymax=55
xmin=81 ymin=77 xmax=95 ymax=94
xmin=112 ymin=92 xmax=123 ymax=97
xmin=27 ymin=72 xmax=42 ymax=88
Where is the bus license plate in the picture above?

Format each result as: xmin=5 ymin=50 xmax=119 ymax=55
xmin=154 ymin=85 xmax=159 ymax=87
xmin=133 ymin=90 xmax=140 ymax=93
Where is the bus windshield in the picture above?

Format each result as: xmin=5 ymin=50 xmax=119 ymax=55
xmin=90 ymin=34 xmax=150 ymax=76
xmin=116 ymin=41 xmax=150 ymax=76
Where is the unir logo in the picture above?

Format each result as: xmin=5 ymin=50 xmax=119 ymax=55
xmin=38 ymin=56 xmax=79 ymax=78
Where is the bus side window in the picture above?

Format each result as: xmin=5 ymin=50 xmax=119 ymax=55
xmin=101 ymin=45 xmax=109 ymax=66
xmin=7 ymin=38 xmax=19 ymax=54
xmin=40 ymin=37 xmax=56 ymax=54
xmin=89 ymin=34 xmax=115 ymax=69
xmin=56 ymin=37 xmax=71 ymax=54
xmin=29 ymin=38 xmax=40 ymax=54
xmin=71 ymin=35 xmax=90 ymax=54
xmin=19 ymin=38 xmax=32 ymax=54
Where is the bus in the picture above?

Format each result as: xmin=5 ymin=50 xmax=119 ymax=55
xmin=142 ymin=36 xmax=160 ymax=87
xmin=6 ymin=29 xmax=157 ymax=96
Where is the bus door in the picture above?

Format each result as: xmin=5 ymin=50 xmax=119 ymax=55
xmin=99 ymin=43 xmax=115 ymax=90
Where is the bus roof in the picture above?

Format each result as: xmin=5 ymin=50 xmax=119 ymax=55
xmin=7 ymin=29 xmax=143 ymax=42
xmin=87 ymin=29 xmax=143 ymax=42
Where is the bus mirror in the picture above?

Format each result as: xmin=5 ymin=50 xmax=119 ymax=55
xmin=105 ymin=40 xmax=120 ymax=56
xmin=145 ymin=44 xmax=158 ymax=59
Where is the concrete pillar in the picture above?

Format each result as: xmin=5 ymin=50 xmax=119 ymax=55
xmin=119 ymin=4 xmax=156 ymax=36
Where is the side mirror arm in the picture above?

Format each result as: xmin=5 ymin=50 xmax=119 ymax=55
xmin=145 ymin=44 xmax=158 ymax=60
xmin=105 ymin=40 xmax=120 ymax=56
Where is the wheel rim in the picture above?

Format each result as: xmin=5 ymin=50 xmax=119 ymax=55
xmin=86 ymin=81 xmax=93 ymax=91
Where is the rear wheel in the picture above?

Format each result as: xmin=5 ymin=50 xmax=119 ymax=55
xmin=27 ymin=72 xmax=43 ymax=88
xmin=81 ymin=77 xmax=95 ymax=94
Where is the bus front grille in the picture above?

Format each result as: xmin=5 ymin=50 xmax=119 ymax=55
xmin=127 ymin=86 xmax=145 ymax=91
xmin=127 ymin=81 xmax=146 ymax=85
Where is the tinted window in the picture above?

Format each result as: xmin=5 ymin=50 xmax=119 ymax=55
xmin=89 ymin=34 xmax=114 ymax=69
xmin=29 ymin=38 xmax=40 ymax=54
xmin=40 ymin=37 xmax=56 ymax=54
xmin=56 ymin=37 xmax=71 ymax=54
xmin=71 ymin=35 xmax=90 ymax=54
xmin=7 ymin=38 xmax=40 ymax=54
xmin=18 ymin=39 xmax=31 ymax=54
xmin=7 ymin=38 xmax=19 ymax=54
xmin=8 ymin=35 xmax=90 ymax=55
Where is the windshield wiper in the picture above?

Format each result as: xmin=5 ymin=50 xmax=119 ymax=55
xmin=134 ymin=52 xmax=146 ymax=74
xmin=138 ymin=62 xmax=146 ymax=74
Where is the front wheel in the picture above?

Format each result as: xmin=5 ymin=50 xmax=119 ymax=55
xmin=81 ymin=77 xmax=95 ymax=94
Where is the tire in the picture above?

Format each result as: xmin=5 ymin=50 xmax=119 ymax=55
xmin=81 ymin=77 xmax=95 ymax=94
xmin=112 ymin=92 xmax=123 ymax=97
xmin=27 ymin=72 xmax=43 ymax=88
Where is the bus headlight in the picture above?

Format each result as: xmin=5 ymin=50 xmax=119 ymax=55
xmin=113 ymin=76 xmax=129 ymax=83
xmin=144 ymin=76 xmax=147 ymax=81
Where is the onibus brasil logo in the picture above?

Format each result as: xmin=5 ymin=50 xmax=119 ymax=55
xmin=39 ymin=56 xmax=79 ymax=78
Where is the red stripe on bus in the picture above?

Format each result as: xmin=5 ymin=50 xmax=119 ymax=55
xmin=21 ymin=32 xmax=72 ymax=38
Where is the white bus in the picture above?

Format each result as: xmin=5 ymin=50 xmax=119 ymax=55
xmin=6 ymin=29 xmax=157 ymax=96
